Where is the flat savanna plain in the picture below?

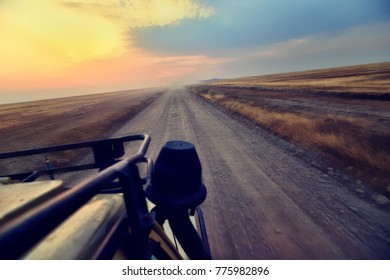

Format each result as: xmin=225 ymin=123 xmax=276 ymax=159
xmin=0 ymin=88 xmax=162 ymax=175
xmin=1 ymin=63 xmax=390 ymax=259
xmin=1 ymin=62 xmax=389 ymax=197
xmin=189 ymin=62 xmax=390 ymax=198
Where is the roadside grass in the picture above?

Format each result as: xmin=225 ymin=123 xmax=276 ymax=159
xmin=0 ymin=90 xmax=160 ymax=176
xmin=194 ymin=89 xmax=390 ymax=195
xmin=208 ymin=62 xmax=390 ymax=96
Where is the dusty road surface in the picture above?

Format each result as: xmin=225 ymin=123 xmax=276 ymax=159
xmin=113 ymin=87 xmax=390 ymax=259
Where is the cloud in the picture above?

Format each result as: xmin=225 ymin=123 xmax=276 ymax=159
xmin=61 ymin=0 xmax=214 ymax=28
xmin=255 ymin=39 xmax=310 ymax=59
xmin=2 ymin=0 xmax=390 ymax=103
xmin=132 ymin=0 xmax=390 ymax=56
xmin=0 ymin=0 xmax=215 ymax=98
xmin=253 ymin=22 xmax=390 ymax=62
xmin=0 ymin=1 xmax=124 ymax=74
xmin=212 ymin=21 xmax=390 ymax=78
xmin=0 ymin=0 xmax=214 ymax=74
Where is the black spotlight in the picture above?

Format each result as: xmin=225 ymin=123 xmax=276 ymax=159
xmin=146 ymin=140 xmax=206 ymax=209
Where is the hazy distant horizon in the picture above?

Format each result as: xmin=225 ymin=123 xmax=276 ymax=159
xmin=0 ymin=83 xmax=165 ymax=105
xmin=1 ymin=60 xmax=389 ymax=105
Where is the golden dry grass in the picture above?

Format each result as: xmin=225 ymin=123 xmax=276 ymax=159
xmin=208 ymin=62 xmax=390 ymax=95
xmin=215 ymin=98 xmax=387 ymax=171
xmin=191 ymin=62 xmax=390 ymax=195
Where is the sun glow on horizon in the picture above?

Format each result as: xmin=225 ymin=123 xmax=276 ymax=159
xmin=0 ymin=0 xmax=215 ymax=100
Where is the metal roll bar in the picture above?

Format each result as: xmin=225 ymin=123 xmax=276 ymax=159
xmin=0 ymin=134 xmax=151 ymax=259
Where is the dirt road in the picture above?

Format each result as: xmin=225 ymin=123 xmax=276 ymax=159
xmin=113 ymin=87 xmax=390 ymax=259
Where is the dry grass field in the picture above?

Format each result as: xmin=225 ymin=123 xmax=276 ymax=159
xmin=0 ymin=88 xmax=161 ymax=175
xmin=189 ymin=62 xmax=390 ymax=197
xmin=209 ymin=62 xmax=390 ymax=96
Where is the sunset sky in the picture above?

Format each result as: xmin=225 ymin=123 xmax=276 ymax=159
xmin=1 ymin=0 xmax=389 ymax=104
